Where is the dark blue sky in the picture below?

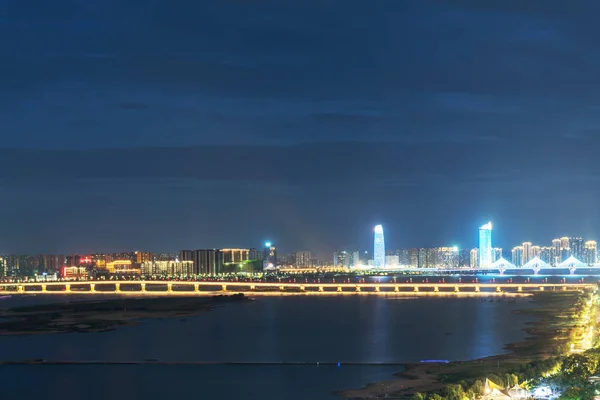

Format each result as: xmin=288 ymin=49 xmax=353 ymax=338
xmin=2 ymin=1 xmax=600 ymax=256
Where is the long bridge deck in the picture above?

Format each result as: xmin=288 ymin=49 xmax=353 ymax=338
xmin=0 ymin=281 xmax=596 ymax=294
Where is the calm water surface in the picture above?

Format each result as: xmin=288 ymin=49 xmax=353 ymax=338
xmin=0 ymin=295 xmax=537 ymax=399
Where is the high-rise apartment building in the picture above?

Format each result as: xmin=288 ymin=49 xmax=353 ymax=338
xmin=221 ymin=249 xmax=250 ymax=264
xmin=539 ymin=247 xmax=554 ymax=265
xmin=385 ymin=255 xmax=399 ymax=267
xmin=136 ymin=252 xmax=154 ymax=263
xmin=478 ymin=222 xmax=492 ymax=268
xmin=194 ymin=249 xmax=224 ymax=275
xmin=292 ymin=251 xmax=312 ymax=268
xmin=512 ymin=246 xmax=523 ymax=267
xmin=552 ymin=239 xmax=561 ymax=265
xmin=141 ymin=261 xmax=195 ymax=276
xmin=522 ymin=242 xmax=532 ymax=265
xmin=470 ymin=248 xmax=478 ymax=269
xmin=585 ymin=241 xmax=598 ymax=265
xmin=570 ymin=237 xmax=584 ymax=260
xmin=373 ymin=225 xmax=385 ymax=268
xmin=178 ymin=250 xmax=193 ymax=263
xmin=492 ymin=248 xmax=503 ymax=263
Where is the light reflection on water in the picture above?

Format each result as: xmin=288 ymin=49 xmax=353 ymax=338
xmin=0 ymin=295 xmax=539 ymax=400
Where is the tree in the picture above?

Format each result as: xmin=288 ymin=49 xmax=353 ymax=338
xmin=411 ymin=393 xmax=426 ymax=400
xmin=428 ymin=394 xmax=444 ymax=400
xmin=561 ymin=353 xmax=597 ymax=380
xmin=559 ymin=383 xmax=595 ymax=400
xmin=444 ymin=384 xmax=467 ymax=400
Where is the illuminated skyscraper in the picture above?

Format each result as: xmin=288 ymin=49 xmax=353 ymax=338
xmin=512 ymin=246 xmax=523 ymax=267
xmin=263 ymin=242 xmax=277 ymax=269
xmin=492 ymin=248 xmax=503 ymax=263
xmin=522 ymin=242 xmax=532 ymax=264
xmin=552 ymin=239 xmax=561 ymax=265
xmin=478 ymin=222 xmax=492 ymax=268
xmin=470 ymin=248 xmax=478 ymax=269
xmin=373 ymin=225 xmax=385 ymax=269
xmin=585 ymin=241 xmax=598 ymax=265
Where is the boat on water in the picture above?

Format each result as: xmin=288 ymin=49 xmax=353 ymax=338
xmin=0 ymin=295 xmax=12 ymax=300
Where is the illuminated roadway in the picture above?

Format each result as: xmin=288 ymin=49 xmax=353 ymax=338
xmin=0 ymin=280 xmax=596 ymax=294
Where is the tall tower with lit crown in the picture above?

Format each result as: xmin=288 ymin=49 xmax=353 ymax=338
xmin=479 ymin=222 xmax=492 ymax=268
xmin=373 ymin=225 xmax=385 ymax=269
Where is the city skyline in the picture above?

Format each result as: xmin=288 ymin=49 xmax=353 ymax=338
xmin=0 ymin=222 xmax=596 ymax=262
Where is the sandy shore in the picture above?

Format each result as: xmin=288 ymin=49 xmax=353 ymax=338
xmin=337 ymin=290 xmax=587 ymax=399
xmin=0 ymin=294 xmax=247 ymax=336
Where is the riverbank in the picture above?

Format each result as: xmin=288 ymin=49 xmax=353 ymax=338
xmin=0 ymin=294 xmax=247 ymax=335
xmin=338 ymin=290 xmax=591 ymax=399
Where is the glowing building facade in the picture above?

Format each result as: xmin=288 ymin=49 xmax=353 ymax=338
xmin=478 ymin=222 xmax=492 ymax=268
xmin=373 ymin=225 xmax=385 ymax=269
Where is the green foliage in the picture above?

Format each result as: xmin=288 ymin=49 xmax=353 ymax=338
xmin=411 ymin=393 xmax=426 ymax=400
xmin=558 ymin=383 xmax=595 ymax=400
xmin=443 ymin=384 xmax=466 ymax=400
xmin=428 ymin=394 xmax=444 ymax=400
xmin=559 ymin=353 xmax=598 ymax=386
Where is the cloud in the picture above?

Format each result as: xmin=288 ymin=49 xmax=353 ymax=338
xmin=1 ymin=137 xmax=598 ymax=189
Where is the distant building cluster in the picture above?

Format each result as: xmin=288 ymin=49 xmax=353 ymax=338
xmin=1 ymin=222 xmax=598 ymax=279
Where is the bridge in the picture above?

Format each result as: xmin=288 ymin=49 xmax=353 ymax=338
xmin=281 ymin=257 xmax=599 ymax=276
xmin=0 ymin=280 xmax=596 ymax=294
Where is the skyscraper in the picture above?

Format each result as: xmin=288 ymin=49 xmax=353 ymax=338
xmin=478 ymin=222 xmax=492 ymax=268
xmin=552 ymin=239 xmax=561 ymax=265
xmin=373 ymin=225 xmax=385 ymax=269
xmin=470 ymin=248 xmax=478 ymax=269
xmin=263 ymin=242 xmax=277 ymax=269
xmin=512 ymin=246 xmax=523 ymax=267
xmin=585 ymin=241 xmax=598 ymax=265
xmin=569 ymin=237 xmax=584 ymax=260
xmin=522 ymin=242 xmax=532 ymax=265
xmin=492 ymin=248 xmax=503 ymax=263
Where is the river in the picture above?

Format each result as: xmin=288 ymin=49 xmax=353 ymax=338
xmin=0 ymin=295 xmax=537 ymax=399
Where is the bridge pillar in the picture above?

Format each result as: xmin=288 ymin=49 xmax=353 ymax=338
xmin=222 ymin=284 xmax=227 ymax=292
xmin=318 ymin=286 xmax=324 ymax=292
xmin=375 ymin=286 xmax=380 ymax=292
xmin=517 ymin=286 xmax=523 ymax=292
xmin=115 ymin=283 xmax=120 ymax=292
xmin=570 ymin=267 xmax=576 ymax=275
xmin=17 ymin=285 xmax=25 ymax=293
xmin=250 ymin=285 xmax=256 ymax=291
xmin=141 ymin=283 xmax=146 ymax=292
xmin=337 ymin=286 xmax=342 ymax=292
xmin=394 ymin=286 xmax=399 ymax=292
xmin=434 ymin=286 xmax=439 ymax=292
xmin=475 ymin=286 xmax=480 ymax=292
xmin=539 ymin=286 xmax=544 ymax=292
xmin=499 ymin=268 xmax=506 ymax=276
xmin=496 ymin=286 xmax=501 ymax=293
xmin=194 ymin=284 xmax=199 ymax=292
xmin=167 ymin=283 xmax=173 ymax=293
xmin=41 ymin=285 xmax=47 ymax=292
xmin=355 ymin=286 xmax=361 ymax=292
xmin=90 ymin=284 xmax=95 ymax=293
xmin=65 ymin=284 xmax=71 ymax=293
xmin=562 ymin=286 xmax=567 ymax=291
xmin=414 ymin=286 xmax=419 ymax=292
xmin=300 ymin=285 xmax=305 ymax=291
xmin=533 ymin=268 xmax=540 ymax=276
xmin=279 ymin=286 xmax=285 ymax=291
xmin=454 ymin=286 xmax=459 ymax=292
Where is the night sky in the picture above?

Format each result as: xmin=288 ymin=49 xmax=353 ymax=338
xmin=2 ymin=1 xmax=600 ymax=256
